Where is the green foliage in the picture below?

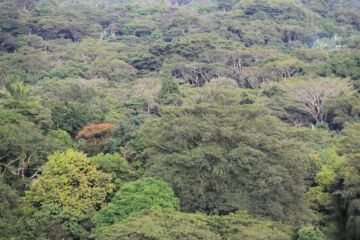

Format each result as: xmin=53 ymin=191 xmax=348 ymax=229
xmin=234 ymin=0 xmax=317 ymax=23
xmin=261 ymin=55 xmax=306 ymax=80
xmin=207 ymin=77 xmax=238 ymax=88
xmin=26 ymin=1 xmax=102 ymax=41
xmin=0 ymin=178 xmax=26 ymax=239
xmin=158 ymin=74 xmax=181 ymax=103
xmin=305 ymin=148 xmax=345 ymax=227
xmin=265 ymin=77 xmax=351 ymax=126
xmin=331 ymin=123 xmax=360 ymax=240
xmin=34 ymin=80 xmax=106 ymax=135
xmin=0 ymin=108 xmax=27 ymax=125
xmin=210 ymin=211 xmax=293 ymax=240
xmin=26 ymin=150 xmax=114 ymax=239
xmin=92 ymin=177 xmax=179 ymax=229
xmin=94 ymin=208 xmax=293 ymax=240
xmin=314 ymin=148 xmax=345 ymax=189
xmin=86 ymin=58 xmax=136 ymax=82
xmin=137 ymin=89 xmax=310 ymax=223
xmin=292 ymin=48 xmax=328 ymax=64
xmin=51 ymin=101 xmax=100 ymax=135
xmin=297 ymin=226 xmax=326 ymax=240
xmin=94 ymin=208 xmax=221 ymax=240
xmin=38 ymin=64 xmax=86 ymax=80
xmin=0 ymin=121 xmax=68 ymax=182
xmin=1 ymin=75 xmax=28 ymax=100
xmin=318 ymin=51 xmax=360 ymax=88
xmin=1 ymin=1 xmax=360 ymax=239
xmin=324 ymin=93 xmax=360 ymax=130
xmin=91 ymin=153 xmax=134 ymax=186
xmin=0 ymin=47 xmax=51 ymax=82
xmin=151 ymin=29 xmax=164 ymax=40
xmin=47 ymin=129 xmax=73 ymax=148
xmin=104 ymin=114 xmax=147 ymax=153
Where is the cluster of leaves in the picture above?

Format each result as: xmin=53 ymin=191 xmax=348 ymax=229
xmin=25 ymin=150 xmax=115 ymax=238
xmin=94 ymin=208 xmax=293 ymax=240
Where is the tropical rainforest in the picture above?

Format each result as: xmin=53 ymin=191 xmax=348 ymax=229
xmin=0 ymin=0 xmax=359 ymax=239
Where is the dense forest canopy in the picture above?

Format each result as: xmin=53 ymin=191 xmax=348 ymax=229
xmin=0 ymin=0 xmax=360 ymax=239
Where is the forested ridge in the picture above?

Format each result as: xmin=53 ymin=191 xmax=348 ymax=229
xmin=0 ymin=0 xmax=359 ymax=239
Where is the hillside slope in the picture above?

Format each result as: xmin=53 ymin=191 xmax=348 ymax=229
xmin=0 ymin=0 xmax=359 ymax=239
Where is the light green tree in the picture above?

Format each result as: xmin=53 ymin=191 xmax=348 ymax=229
xmin=0 ymin=75 xmax=28 ymax=100
xmin=26 ymin=149 xmax=114 ymax=239
xmin=92 ymin=177 xmax=179 ymax=228
xmin=297 ymin=226 xmax=326 ymax=240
